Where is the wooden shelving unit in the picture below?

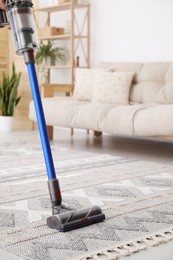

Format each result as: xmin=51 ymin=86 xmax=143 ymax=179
xmin=34 ymin=0 xmax=90 ymax=95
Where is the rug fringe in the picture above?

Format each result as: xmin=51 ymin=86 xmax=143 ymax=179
xmin=78 ymin=227 xmax=173 ymax=260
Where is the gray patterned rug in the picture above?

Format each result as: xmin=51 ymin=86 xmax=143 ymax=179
xmin=1 ymin=140 xmax=173 ymax=260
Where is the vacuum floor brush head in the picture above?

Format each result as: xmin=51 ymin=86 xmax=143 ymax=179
xmin=47 ymin=205 xmax=105 ymax=232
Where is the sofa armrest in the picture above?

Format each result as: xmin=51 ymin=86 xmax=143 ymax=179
xmin=41 ymin=83 xmax=74 ymax=98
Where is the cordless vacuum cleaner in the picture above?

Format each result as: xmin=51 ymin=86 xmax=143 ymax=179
xmin=0 ymin=0 xmax=105 ymax=232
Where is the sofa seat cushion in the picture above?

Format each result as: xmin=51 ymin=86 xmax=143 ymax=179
xmin=99 ymin=103 xmax=162 ymax=135
xmin=99 ymin=103 xmax=152 ymax=135
xmin=29 ymin=97 xmax=115 ymax=131
xmin=29 ymin=97 xmax=173 ymax=137
xmin=29 ymin=97 xmax=89 ymax=128
xmin=133 ymin=104 xmax=173 ymax=136
xmin=71 ymin=102 xmax=115 ymax=131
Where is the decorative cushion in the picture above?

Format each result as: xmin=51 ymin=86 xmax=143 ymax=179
xmin=92 ymin=71 xmax=134 ymax=105
xmin=73 ymin=68 xmax=96 ymax=101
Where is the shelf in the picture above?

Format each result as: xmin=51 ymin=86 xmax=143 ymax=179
xmin=38 ymin=34 xmax=88 ymax=40
xmin=34 ymin=3 xmax=89 ymax=13
xmin=44 ymin=65 xmax=71 ymax=69
xmin=0 ymin=63 xmax=7 ymax=71
xmin=39 ymin=34 xmax=70 ymax=40
xmin=44 ymin=65 xmax=88 ymax=69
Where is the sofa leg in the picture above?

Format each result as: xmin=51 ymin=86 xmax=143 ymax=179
xmin=71 ymin=128 xmax=74 ymax=136
xmin=93 ymin=131 xmax=102 ymax=137
xmin=47 ymin=126 xmax=53 ymax=140
xmin=31 ymin=121 xmax=36 ymax=130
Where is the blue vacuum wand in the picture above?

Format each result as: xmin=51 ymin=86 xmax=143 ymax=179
xmin=1 ymin=0 xmax=105 ymax=232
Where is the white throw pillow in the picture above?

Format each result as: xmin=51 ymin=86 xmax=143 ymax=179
xmin=73 ymin=68 xmax=96 ymax=101
xmin=92 ymin=71 xmax=134 ymax=105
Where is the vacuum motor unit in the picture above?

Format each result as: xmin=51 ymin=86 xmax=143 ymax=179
xmin=6 ymin=0 xmax=38 ymax=55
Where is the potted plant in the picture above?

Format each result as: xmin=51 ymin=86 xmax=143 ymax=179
xmin=0 ymin=63 xmax=21 ymax=132
xmin=35 ymin=42 xmax=69 ymax=83
xmin=35 ymin=41 xmax=68 ymax=66
xmin=35 ymin=42 xmax=56 ymax=66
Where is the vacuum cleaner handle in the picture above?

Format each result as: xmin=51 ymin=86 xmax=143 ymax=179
xmin=3 ymin=0 xmax=106 ymax=232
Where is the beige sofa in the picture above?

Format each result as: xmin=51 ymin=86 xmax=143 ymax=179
xmin=29 ymin=62 xmax=173 ymax=140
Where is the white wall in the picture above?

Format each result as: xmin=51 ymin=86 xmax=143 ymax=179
xmin=37 ymin=0 xmax=173 ymax=67
xmin=90 ymin=0 xmax=173 ymax=66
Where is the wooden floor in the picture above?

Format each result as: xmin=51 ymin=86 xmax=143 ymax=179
xmin=1 ymin=128 xmax=173 ymax=259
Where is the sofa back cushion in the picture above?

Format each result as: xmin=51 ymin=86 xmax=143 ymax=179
xmin=92 ymin=71 xmax=134 ymax=105
xmin=99 ymin=62 xmax=173 ymax=104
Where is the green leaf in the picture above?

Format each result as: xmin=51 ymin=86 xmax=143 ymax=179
xmin=0 ymin=63 xmax=22 ymax=116
xmin=35 ymin=42 xmax=68 ymax=65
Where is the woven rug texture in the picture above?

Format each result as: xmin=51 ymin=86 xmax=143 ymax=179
xmin=1 ymin=140 xmax=173 ymax=260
